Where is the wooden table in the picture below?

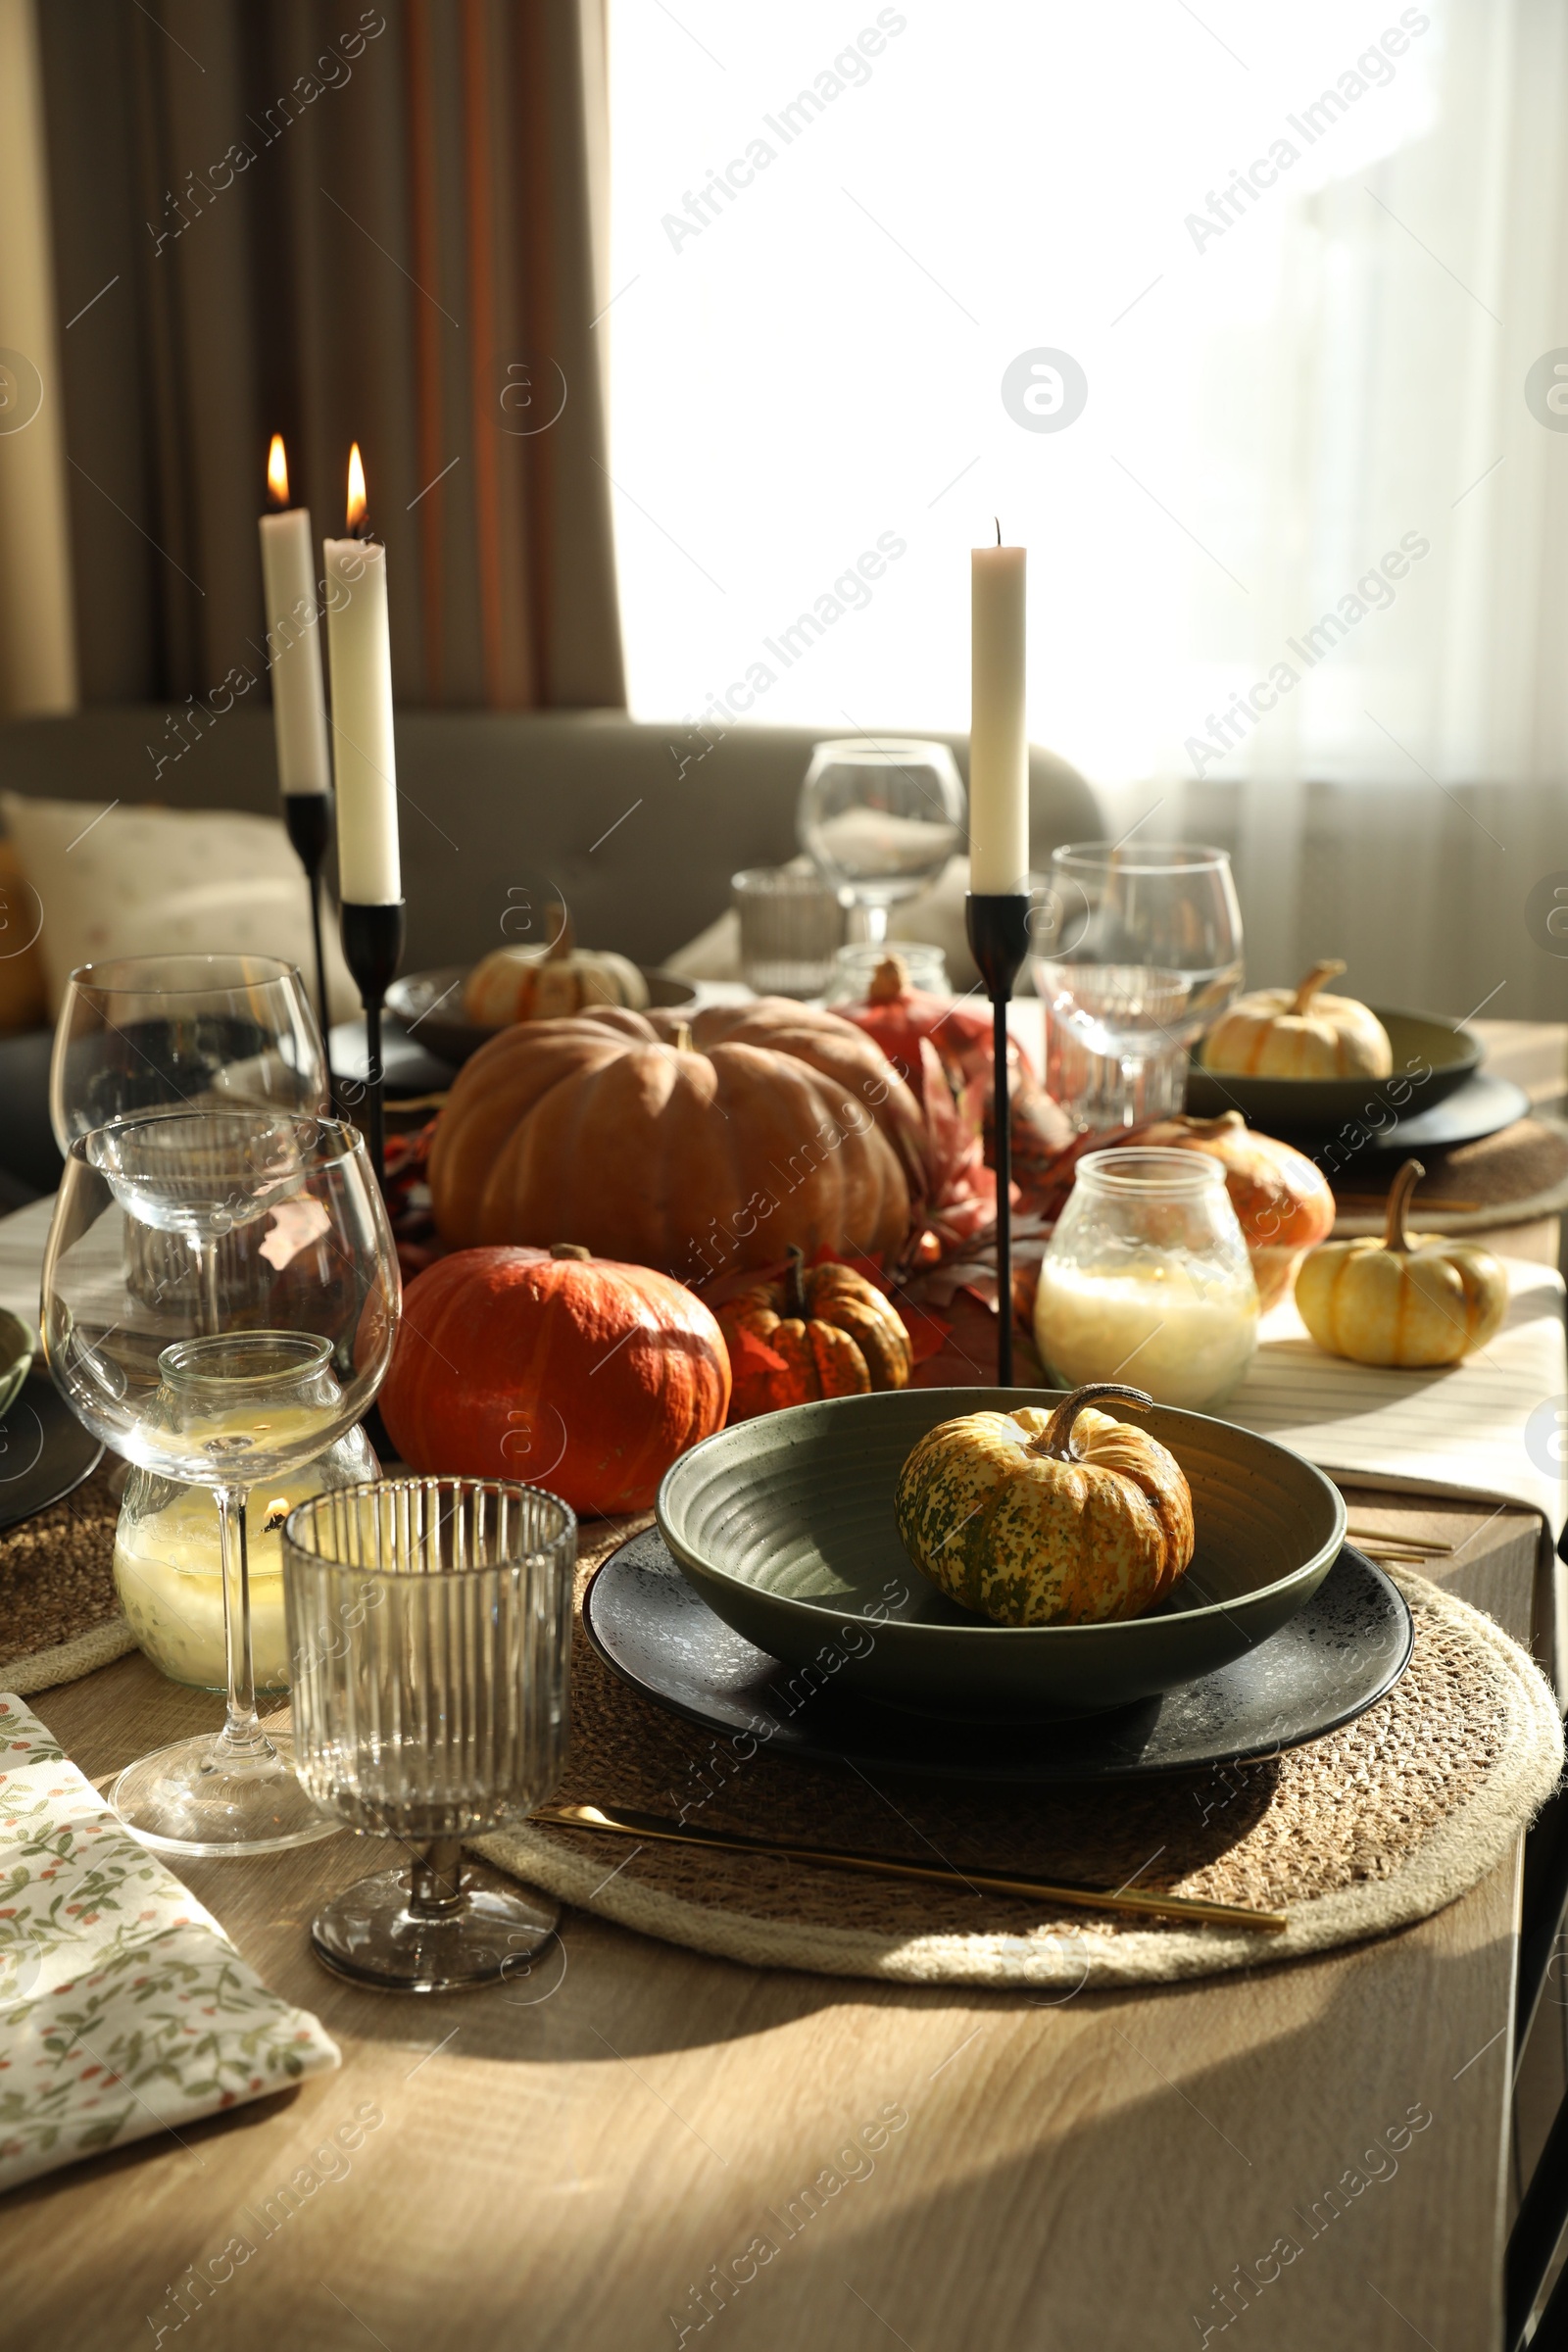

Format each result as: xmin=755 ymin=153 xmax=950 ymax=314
xmin=0 ymin=1494 xmax=1545 ymax=2352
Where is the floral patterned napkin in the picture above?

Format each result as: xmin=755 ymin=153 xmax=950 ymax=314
xmin=0 ymin=1693 xmax=339 ymax=2191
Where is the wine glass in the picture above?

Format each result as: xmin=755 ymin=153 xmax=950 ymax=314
xmin=798 ymin=739 xmax=966 ymax=946
xmin=1029 ymin=844 xmax=1244 ymax=1132
xmin=50 ymin=953 xmax=328 ymax=1156
xmin=283 ymin=1477 xmax=576 ymax=1992
xmin=40 ymin=1109 xmax=400 ymax=1854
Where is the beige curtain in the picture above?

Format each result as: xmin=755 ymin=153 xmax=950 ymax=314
xmin=0 ymin=0 xmax=75 ymax=716
xmin=36 ymin=0 xmax=623 ymax=710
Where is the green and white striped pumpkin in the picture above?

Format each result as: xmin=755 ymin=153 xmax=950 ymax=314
xmin=894 ymin=1384 xmax=1195 ymax=1628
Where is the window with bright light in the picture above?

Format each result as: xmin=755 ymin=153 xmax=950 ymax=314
xmin=606 ymin=0 xmax=1567 ymax=807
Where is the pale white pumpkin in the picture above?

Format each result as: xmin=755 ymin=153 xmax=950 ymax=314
xmin=1204 ymin=960 xmax=1393 ymax=1080
xmin=463 ymin=931 xmax=649 ymax=1028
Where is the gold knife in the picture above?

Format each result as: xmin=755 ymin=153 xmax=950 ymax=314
xmin=531 ymin=1800 xmax=1288 ymax=1934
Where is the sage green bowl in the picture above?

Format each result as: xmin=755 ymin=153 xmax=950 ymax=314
xmin=656 ymin=1388 xmax=1348 ymax=1722
xmin=0 ymin=1309 xmax=35 ymax=1420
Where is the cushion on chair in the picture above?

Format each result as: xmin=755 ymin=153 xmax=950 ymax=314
xmin=0 ymin=793 xmax=359 ymax=1021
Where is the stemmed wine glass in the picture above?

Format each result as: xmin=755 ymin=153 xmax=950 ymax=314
xmin=41 ymin=1109 xmax=399 ymax=1854
xmin=798 ymin=739 xmax=966 ymax=946
xmin=1029 ymin=844 xmax=1245 ymax=1132
xmin=50 ymin=953 xmax=328 ymax=1155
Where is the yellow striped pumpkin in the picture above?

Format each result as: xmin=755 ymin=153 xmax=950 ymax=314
xmin=894 ymin=1384 xmax=1195 ymax=1628
xmin=1294 ymin=1158 xmax=1507 ymax=1367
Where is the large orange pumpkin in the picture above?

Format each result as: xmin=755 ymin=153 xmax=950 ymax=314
xmin=428 ymin=1001 xmax=923 ymax=1285
xmin=378 ymin=1243 xmax=731 ymax=1514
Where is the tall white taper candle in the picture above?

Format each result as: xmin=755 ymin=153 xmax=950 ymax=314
xmin=258 ymin=437 xmax=330 ymax=796
xmin=969 ymin=540 xmax=1028 ymax=893
xmin=323 ymin=448 xmax=400 ymax=905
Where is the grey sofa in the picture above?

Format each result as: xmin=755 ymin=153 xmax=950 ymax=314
xmin=0 ymin=708 xmax=1101 ymax=1199
xmin=0 ymin=707 xmax=1099 ymax=970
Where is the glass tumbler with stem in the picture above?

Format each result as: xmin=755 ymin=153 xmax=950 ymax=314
xmin=40 ymin=1109 xmax=400 ymax=1854
xmin=282 ymin=1477 xmax=577 ymax=1994
xmin=50 ymin=952 xmax=329 ymax=1157
xmin=1029 ymin=844 xmax=1244 ymax=1132
xmin=798 ymin=739 xmax=966 ymax=946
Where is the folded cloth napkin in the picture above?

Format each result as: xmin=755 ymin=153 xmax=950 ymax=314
xmin=0 ymin=1694 xmax=338 ymax=2192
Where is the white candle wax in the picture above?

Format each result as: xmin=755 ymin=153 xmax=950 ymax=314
xmin=1033 ymin=1259 xmax=1258 ymax=1410
xmin=114 ymin=1493 xmax=293 ymax=1691
xmin=969 ymin=542 xmax=1029 ymax=894
xmin=258 ymin=507 xmax=331 ymax=795
xmin=323 ymin=535 xmax=401 ymax=904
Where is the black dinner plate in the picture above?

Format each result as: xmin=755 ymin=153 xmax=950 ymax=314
xmin=0 ymin=1376 xmax=104 ymax=1536
xmin=582 ymin=1527 xmax=1413 ymax=1786
xmin=1351 ymin=1070 xmax=1529 ymax=1154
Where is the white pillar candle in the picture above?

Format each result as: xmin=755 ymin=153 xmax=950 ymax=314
xmin=969 ymin=540 xmax=1029 ymax=894
xmin=258 ymin=437 xmax=330 ymax=796
xmin=323 ymin=448 xmax=400 ymax=904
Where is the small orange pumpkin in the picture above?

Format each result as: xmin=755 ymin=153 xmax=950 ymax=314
xmin=717 ymin=1247 xmax=913 ymax=1421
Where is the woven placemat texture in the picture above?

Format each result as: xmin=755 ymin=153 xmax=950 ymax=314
xmin=0 ymin=1466 xmax=134 ymax=1695
xmin=478 ymin=1518 xmax=1565 ymax=1988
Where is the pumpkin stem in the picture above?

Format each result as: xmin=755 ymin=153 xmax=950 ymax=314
xmin=783 ymin=1244 xmax=808 ymax=1320
xmin=671 ymin=1020 xmax=694 ymax=1053
xmin=543 ymin=906 xmax=575 ymax=961
xmin=1172 ymin=1111 xmax=1245 ymax=1139
xmin=868 ymin=954 xmax=910 ymax=1004
xmin=1290 ymin=958 xmax=1347 ymax=1017
xmin=1383 ymin=1158 xmax=1424 ymax=1253
xmin=550 ymin=1243 xmax=592 ymax=1260
xmin=1029 ymin=1382 xmax=1154 ymax=1461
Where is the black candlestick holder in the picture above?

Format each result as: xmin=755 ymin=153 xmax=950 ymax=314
xmin=282 ymin=792 xmax=336 ymax=1100
xmin=339 ymin=900 xmax=405 ymax=1187
xmin=965 ymin=892 xmax=1033 ymax=1386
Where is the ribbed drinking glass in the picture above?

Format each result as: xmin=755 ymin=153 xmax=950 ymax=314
xmin=282 ymin=1477 xmax=576 ymax=1993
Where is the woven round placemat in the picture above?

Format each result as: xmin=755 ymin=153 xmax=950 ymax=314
xmin=1329 ymin=1113 xmax=1568 ymax=1237
xmin=477 ymin=1520 xmax=1564 ymax=1988
xmin=0 ymin=1465 xmax=135 ymax=1696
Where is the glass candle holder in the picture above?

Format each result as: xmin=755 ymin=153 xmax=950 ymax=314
xmin=114 ymin=1393 xmax=378 ymax=1693
xmin=1034 ymin=1149 xmax=1258 ymax=1409
xmin=823 ymin=941 xmax=950 ymax=1004
xmin=282 ymin=1477 xmax=576 ymax=1993
xmin=732 ymin=866 xmax=845 ymax=998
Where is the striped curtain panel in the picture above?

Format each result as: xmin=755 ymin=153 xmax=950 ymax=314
xmin=35 ymin=0 xmax=623 ymax=710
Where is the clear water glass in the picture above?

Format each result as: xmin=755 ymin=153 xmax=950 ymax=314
xmin=732 ymin=866 xmax=844 ymax=997
xmin=798 ymin=739 xmax=966 ymax=946
xmin=40 ymin=1110 xmax=399 ymax=1854
xmin=1034 ymin=1148 xmax=1258 ymax=1409
xmin=1029 ymin=845 xmax=1244 ymax=1132
xmin=50 ymin=952 xmax=328 ymax=1156
xmin=282 ymin=1478 xmax=576 ymax=1993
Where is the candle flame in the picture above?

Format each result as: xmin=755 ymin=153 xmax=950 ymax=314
xmin=267 ymin=434 xmax=289 ymax=507
xmin=346 ymin=442 xmax=368 ymax=532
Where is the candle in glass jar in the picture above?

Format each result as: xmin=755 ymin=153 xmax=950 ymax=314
xmin=1033 ymin=1258 xmax=1258 ymax=1410
xmin=114 ymin=1487 xmax=295 ymax=1692
xmin=1034 ymin=1146 xmax=1259 ymax=1410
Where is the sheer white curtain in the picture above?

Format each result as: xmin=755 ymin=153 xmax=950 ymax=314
xmin=606 ymin=0 xmax=1568 ymax=1013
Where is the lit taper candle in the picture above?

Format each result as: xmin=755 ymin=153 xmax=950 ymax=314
xmin=258 ymin=435 xmax=331 ymax=795
xmin=324 ymin=444 xmax=404 ymax=1185
xmin=323 ymin=444 xmax=401 ymax=905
